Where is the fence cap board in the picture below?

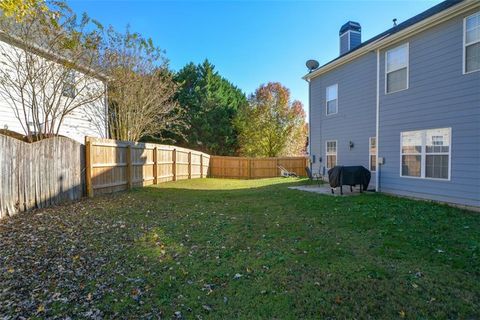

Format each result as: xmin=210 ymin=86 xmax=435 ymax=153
xmin=85 ymin=137 xmax=210 ymax=158
xmin=211 ymin=155 xmax=307 ymax=160
xmin=2 ymin=133 xmax=82 ymax=146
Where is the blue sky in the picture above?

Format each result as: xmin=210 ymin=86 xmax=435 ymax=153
xmin=69 ymin=0 xmax=442 ymax=117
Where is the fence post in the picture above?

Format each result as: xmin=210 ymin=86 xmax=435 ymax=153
xmin=188 ymin=151 xmax=192 ymax=179
xmin=248 ymin=158 xmax=252 ymax=179
xmin=153 ymin=146 xmax=158 ymax=185
xmin=85 ymin=138 xmax=93 ymax=197
xmin=126 ymin=145 xmax=132 ymax=189
xmin=172 ymin=148 xmax=177 ymax=181
xmin=305 ymin=157 xmax=308 ymax=176
xmin=276 ymin=158 xmax=279 ymax=177
xmin=207 ymin=156 xmax=211 ymax=178
xmin=200 ymin=154 xmax=203 ymax=178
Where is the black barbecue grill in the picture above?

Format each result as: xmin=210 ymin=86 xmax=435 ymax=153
xmin=327 ymin=166 xmax=371 ymax=195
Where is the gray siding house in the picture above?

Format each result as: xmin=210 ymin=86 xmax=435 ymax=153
xmin=305 ymin=0 xmax=480 ymax=208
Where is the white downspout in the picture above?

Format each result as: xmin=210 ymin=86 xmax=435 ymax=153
xmin=375 ymin=49 xmax=380 ymax=192
xmin=104 ymin=80 xmax=109 ymax=138
xmin=308 ymin=78 xmax=311 ymax=158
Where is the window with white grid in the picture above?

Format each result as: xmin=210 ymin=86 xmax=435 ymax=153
xmin=464 ymin=12 xmax=480 ymax=73
xmin=400 ymin=128 xmax=451 ymax=180
xmin=326 ymin=140 xmax=337 ymax=169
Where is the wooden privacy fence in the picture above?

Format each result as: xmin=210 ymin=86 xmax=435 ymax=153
xmin=85 ymin=137 xmax=210 ymax=196
xmin=209 ymin=155 xmax=308 ymax=179
xmin=0 ymin=134 xmax=84 ymax=218
xmin=1 ymin=133 xmax=305 ymax=217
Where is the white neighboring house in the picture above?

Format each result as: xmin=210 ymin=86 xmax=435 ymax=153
xmin=0 ymin=32 xmax=108 ymax=144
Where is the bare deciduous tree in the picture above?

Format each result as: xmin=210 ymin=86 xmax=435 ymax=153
xmin=0 ymin=2 xmax=106 ymax=141
xmin=102 ymin=27 xmax=184 ymax=142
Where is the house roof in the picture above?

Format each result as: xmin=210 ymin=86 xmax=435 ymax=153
xmin=0 ymin=30 xmax=109 ymax=82
xmin=339 ymin=21 xmax=361 ymax=35
xmin=304 ymin=0 xmax=469 ymax=80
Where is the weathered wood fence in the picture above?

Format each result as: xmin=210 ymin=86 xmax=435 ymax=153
xmin=85 ymin=137 xmax=210 ymax=196
xmin=0 ymin=134 xmax=84 ymax=218
xmin=209 ymin=155 xmax=308 ymax=179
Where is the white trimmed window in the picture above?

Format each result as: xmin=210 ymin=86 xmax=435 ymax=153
xmin=386 ymin=43 xmax=408 ymax=93
xmin=62 ymin=71 xmax=76 ymax=98
xmin=326 ymin=140 xmax=337 ymax=169
xmin=369 ymin=137 xmax=377 ymax=172
xmin=400 ymin=128 xmax=451 ymax=180
xmin=326 ymin=84 xmax=338 ymax=115
xmin=464 ymin=12 xmax=480 ymax=73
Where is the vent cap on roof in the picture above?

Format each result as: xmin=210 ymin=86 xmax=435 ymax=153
xmin=339 ymin=21 xmax=361 ymax=55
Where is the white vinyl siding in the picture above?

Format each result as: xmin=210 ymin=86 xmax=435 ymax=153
xmin=385 ymin=43 xmax=409 ymax=93
xmin=400 ymin=128 xmax=451 ymax=180
xmin=0 ymin=39 xmax=107 ymax=144
xmin=464 ymin=12 xmax=480 ymax=74
xmin=369 ymin=137 xmax=377 ymax=172
xmin=326 ymin=84 xmax=338 ymax=115
xmin=326 ymin=140 xmax=337 ymax=169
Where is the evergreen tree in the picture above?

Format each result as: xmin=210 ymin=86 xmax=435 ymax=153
xmin=173 ymin=60 xmax=247 ymax=155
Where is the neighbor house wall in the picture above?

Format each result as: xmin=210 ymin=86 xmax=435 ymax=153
xmin=378 ymin=9 xmax=480 ymax=207
xmin=309 ymin=52 xmax=377 ymax=186
xmin=0 ymin=38 xmax=107 ymax=144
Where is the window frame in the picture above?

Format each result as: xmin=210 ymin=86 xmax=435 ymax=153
xmin=463 ymin=11 xmax=480 ymax=74
xmin=399 ymin=128 xmax=452 ymax=181
xmin=369 ymin=136 xmax=377 ymax=172
xmin=385 ymin=43 xmax=409 ymax=94
xmin=325 ymin=140 xmax=337 ymax=169
xmin=325 ymin=84 xmax=338 ymax=116
xmin=62 ymin=70 xmax=76 ymax=98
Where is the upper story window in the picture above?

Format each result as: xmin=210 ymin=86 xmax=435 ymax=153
xmin=464 ymin=12 xmax=480 ymax=74
xmin=326 ymin=140 xmax=337 ymax=169
xmin=326 ymin=84 xmax=338 ymax=115
xmin=385 ymin=43 xmax=408 ymax=94
xmin=400 ymin=128 xmax=451 ymax=180
xmin=62 ymin=71 xmax=76 ymax=98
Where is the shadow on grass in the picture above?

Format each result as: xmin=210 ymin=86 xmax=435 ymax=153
xmin=110 ymin=178 xmax=480 ymax=318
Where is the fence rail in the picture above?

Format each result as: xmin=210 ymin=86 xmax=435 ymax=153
xmin=85 ymin=137 xmax=210 ymax=196
xmin=0 ymin=134 xmax=84 ymax=218
xmin=209 ymin=155 xmax=308 ymax=179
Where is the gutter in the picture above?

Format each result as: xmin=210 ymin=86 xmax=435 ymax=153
xmin=303 ymin=0 xmax=478 ymax=81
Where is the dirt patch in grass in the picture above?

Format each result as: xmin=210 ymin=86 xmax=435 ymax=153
xmin=1 ymin=178 xmax=479 ymax=319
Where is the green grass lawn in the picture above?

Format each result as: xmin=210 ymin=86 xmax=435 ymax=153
xmin=1 ymin=178 xmax=479 ymax=319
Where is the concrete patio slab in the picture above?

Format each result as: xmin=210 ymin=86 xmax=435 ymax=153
xmin=288 ymin=184 xmax=372 ymax=196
